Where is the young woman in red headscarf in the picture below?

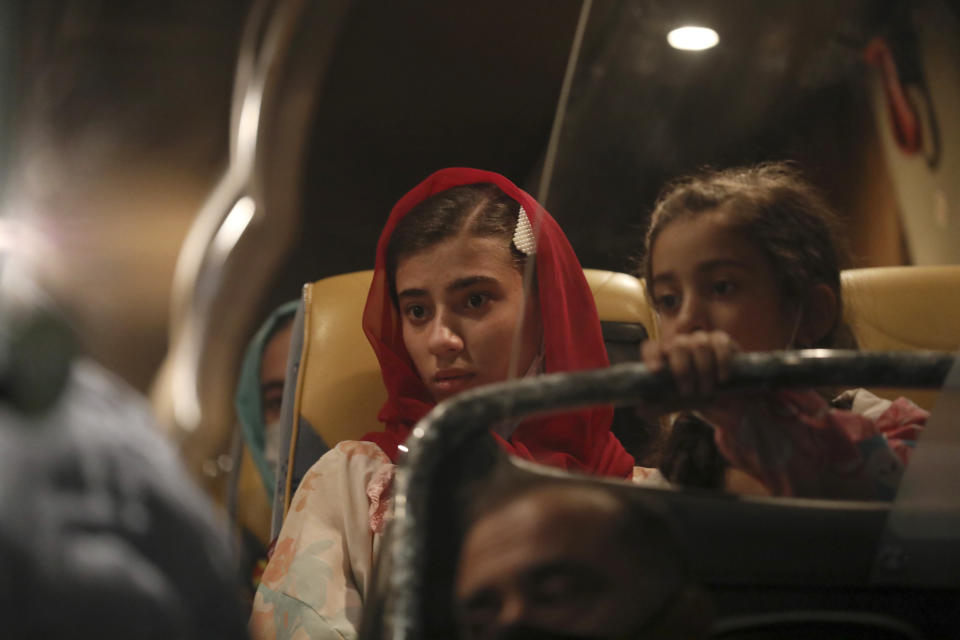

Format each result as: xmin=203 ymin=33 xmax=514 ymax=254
xmin=250 ymin=168 xmax=636 ymax=639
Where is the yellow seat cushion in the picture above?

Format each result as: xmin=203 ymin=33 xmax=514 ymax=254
xmin=584 ymin=268 xmax=657 ymax=340
xmin=235 ymin=445 xmax=273 ymax=546
xmin=842 ymin=265 xmax=960 ymax=410
xmin=842 ymin=265 xmax=960 ymax=352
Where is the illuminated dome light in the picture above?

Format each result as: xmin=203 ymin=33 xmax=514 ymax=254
xmin=667 ymin=26 xmax=719 ymax=51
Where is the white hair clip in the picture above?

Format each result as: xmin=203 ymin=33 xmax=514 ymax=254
xmin=512 ymin=206 xmax=537 ymax=256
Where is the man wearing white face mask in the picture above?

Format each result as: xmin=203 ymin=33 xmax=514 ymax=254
xmin=233 ymin=300 xmax=298 ymax=604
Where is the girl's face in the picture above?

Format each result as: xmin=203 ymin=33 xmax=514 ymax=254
xmin=650 ymin=209 xmax=796 ymax=351
xmin=395 ymin=233 xmax=541 ymax=402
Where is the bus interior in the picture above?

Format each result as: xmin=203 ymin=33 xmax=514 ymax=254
xmin=2 ymin=0 xmax=960 ymax=638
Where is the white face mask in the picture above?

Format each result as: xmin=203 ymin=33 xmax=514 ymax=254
xmin=263 ymin=420 xmax=285 ymax=471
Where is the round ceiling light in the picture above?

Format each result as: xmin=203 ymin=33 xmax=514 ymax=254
xmin=667 ymin=26 xmax=719 ymax=51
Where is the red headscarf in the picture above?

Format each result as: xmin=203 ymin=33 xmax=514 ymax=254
xmin=361 ymin=168 xmax=634 ymax=477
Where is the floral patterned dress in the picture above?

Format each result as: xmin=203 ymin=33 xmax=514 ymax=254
xmin=250 ymin=441 xmax=393 ymax=640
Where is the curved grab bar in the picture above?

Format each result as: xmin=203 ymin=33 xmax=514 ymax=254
xmin=385 ymin=350 xmax=955 ymax=639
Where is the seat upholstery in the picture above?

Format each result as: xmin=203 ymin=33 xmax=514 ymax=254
xmin=293 ymin=270 xmax=387 ymax=451
xmin=842 ymin=265 xmax=960 ymax=409
xmin=842 ymin=265 xmax=960 ymax=352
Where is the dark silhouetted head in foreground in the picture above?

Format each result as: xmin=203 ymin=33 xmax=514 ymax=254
xmin=456 ymin=471 xmax=711 ymax=640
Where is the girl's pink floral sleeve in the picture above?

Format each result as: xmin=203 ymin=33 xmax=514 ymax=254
xmin=708 ymin=390 xmax=927 ymax=500
xmin=872 ymin=396 xmax=927 ymax=465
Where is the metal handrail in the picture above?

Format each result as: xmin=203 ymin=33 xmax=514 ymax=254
xmin=153 ymin=0 xmax=354 ymax=482
xmin=384 ymin=350 xmax=955 ymax=639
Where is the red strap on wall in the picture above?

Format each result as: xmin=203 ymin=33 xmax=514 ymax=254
xmin=864 ymin=36 xmax=923 ymax=154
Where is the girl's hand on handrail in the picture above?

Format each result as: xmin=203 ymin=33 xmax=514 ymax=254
xmin=641 ymin=330 xmax=738 ymax=397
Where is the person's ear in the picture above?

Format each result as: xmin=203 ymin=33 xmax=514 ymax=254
xmin=796 ymin=284 xmax=838 ymax=348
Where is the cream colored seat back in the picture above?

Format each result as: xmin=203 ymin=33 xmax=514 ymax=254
xmin=842 ymin=265 xmax=960 ymax=409
xmin=842 ymin=265 xmax=960 ymax=351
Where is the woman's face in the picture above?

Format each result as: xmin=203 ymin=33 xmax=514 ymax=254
xmin=260 ymin=321 xmax=293 ymax=425
xmin=395 ymin=233 xmax=540 ymax=402
xmin=650 ymin=209 xmax=795 ymax=352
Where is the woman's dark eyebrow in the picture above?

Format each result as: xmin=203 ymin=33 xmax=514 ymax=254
xmin=396 ymin=287 xmax=427 ymax=301
xmin=397 ymin=276 xmax=498 ymax=301
xmin=447 ymin=275 xmax=499 ymax=293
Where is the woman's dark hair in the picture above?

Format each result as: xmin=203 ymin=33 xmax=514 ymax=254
xmin=642 ymin=162 xmax=854 ymax=349
xmin=386 ymin=182 xmax=529 ymax=305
